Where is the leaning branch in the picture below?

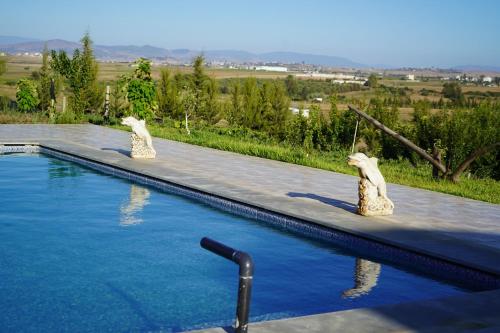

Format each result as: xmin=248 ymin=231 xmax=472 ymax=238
xmin=348 ymin=105 xmax=447 ymax=174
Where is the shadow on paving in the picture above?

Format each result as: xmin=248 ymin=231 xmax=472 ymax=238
xmin=287 ymin=192 xmax=358 ymax=213
xmin=102 ymin=147 xmax=131 ymax=157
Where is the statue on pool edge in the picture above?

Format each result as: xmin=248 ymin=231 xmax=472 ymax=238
xmin=121 ymin=116 xmax=156 ymax=159
xmin=348 ymin=152 xmax=394 ymax=216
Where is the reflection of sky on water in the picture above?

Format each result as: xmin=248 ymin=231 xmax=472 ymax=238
xmin=342 ymin=258 xmax=381 ymax=299
xmin=120 ymin=185 xmax=150 ymax=226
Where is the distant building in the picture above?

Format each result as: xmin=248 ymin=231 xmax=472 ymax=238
xmin=289 ymin=107 xmax=310 ymax=118
xmin=483 ymin=76 xmax=493 ymax=83
xmin=313 ymin=97 xmax=323 ymax=103
xmin=332 ymin=79 xmax=367 ymax=85
xmin=406 ymin=74 xmax=415 ymax=81
xmin=254 ymin=66 xmax=288 ymax=72
xmin=296 ymin=72 xmax=355 ymax=80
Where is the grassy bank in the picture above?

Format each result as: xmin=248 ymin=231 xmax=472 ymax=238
xmin=110 ymin=123 xmax=500 ymax=204
xmin=0 ymin=111 xmax=497 ymax=203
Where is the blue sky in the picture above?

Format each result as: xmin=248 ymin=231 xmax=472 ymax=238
xmin=1 ymin=0 xmax=499 ymax=67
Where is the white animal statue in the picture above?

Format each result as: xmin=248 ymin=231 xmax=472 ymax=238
xmin=348 ymin=152 xmax=394 ymax=216
xmin=121 ymin=116 xmax=156 ymax=158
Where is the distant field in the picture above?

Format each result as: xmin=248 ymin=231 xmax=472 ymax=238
xmin=1 ymin=56 xmax=499 ymax=122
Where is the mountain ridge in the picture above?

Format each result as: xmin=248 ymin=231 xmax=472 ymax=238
xmin=1 ymin=36 xmax=499 ymax=72
xmin=0 ymin=36 xmax=366 ymax=68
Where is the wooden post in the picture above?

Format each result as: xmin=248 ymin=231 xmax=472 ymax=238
xmin=432 ymin=144 xmax=442 ymax=179
xmin=62 ymin=96 xmax=67 ymax=113
xmin=348 ymin=105 xmax=447 ymax=174
xmin=104 ymin=85 xmax=110 ymax=118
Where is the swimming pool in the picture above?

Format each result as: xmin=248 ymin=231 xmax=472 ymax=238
xmin=0 ymin=152 xmax=493 ymax=332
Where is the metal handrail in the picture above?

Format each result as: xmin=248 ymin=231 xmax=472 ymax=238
xmin=200 ymin=237 xmax=254 ymax=333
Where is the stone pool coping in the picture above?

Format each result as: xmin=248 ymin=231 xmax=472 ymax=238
xmin=188 ymin=288 xmax=500 ymax=333
xmin=1 ymin=124 xmax=500 ymax=332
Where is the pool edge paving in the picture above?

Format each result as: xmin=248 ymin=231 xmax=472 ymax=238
xmin=1 ymin=124 xmax=499 ymax=332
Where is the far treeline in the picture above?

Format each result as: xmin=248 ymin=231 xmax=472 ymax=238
xmin=1 ymin=33 xmax=499 ymax=184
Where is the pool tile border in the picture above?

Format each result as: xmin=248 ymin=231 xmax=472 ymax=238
xmin=2 ymin=143 xmax=499 ymax=290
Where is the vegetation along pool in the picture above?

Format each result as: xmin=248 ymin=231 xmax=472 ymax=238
xmin=0 ymin=153 xmax=490 ymax=332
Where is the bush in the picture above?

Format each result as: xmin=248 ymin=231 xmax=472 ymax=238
xmin=16 ymin=79 xmax=39 ymax=112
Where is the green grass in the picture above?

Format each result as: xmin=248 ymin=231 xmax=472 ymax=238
xmin=110 ymin=123 xmax=500 ymax=204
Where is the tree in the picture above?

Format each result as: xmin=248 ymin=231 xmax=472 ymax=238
xmin=366 ymin=74 xmax=378 ymax=88
xmin=50 ymin=32 xmax=102 ymax=114
xmin=258 ymin=81 xmax=274 ymax=130
xmin=37 ymin=44 xmax=53 ymax=112
xmin=16 ymin=79 xmax=39 ymax=112
xmin=0 ymin=57 xmax=6 ymax=77
xmin=442 ymin=82 xmax=464 ymax=105
xmin=242 ymin=78 xmax=260 ymax=128
xmin=192 ymin=55 xmax=208 ymax=117
xmin=229 ymin=80 xmax=242 ymax=124
xmin=270 ymin=81 xmax=290 ymax=137
xmin=125 ymin=58 xmax=157 ymax=120
xmin=284 ymin=75 xmax=298 ymax=98
xmin=157 ymin=68 xmax=180 ymax=119
xmin=204 ymin=77 xmax=219 ymax=122
xmin=348 ymin=104 xmax=500 ymax=182
xmin=110 ymin=81 xmax=127 ymax=118
xmin=180 ymin=86 xmax=196 ymax=135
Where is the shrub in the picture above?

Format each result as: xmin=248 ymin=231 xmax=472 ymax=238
xmin=16 ymin=79 xmax=39 ymax=112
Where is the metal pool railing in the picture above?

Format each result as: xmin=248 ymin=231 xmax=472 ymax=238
xmin=200 ymin=237 xmax=254 ymax=333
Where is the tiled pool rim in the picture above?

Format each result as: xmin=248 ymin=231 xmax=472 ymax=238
xmin=2 ymin=143 xmax=499 ymax=291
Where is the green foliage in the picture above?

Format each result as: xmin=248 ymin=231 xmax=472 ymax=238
xmin=127 ymin=79 xmax=156 ymax=119
xmin=50 ymin=32 xmax=102 ymax=114
xmin=229 ymin=80 xmax=242 ymax=124
xmin=118 ymin=58 xmax=157 ymax=120
xmin=366 ymin=74 xmax=378 ymax=88
xmin=413 ymin=102 xmax=500 ymax=178
xmin=284 ymin=75 xmax=298 ymax=97
xmin=37 ymin=45 xmax=53 ymax=112
xmin=442 ymin=82 xmax=464 ymax=105
xmin=157 ymin=68 xmax=180 ymax=119
xmin=16 ymin=79 xmax=39 ymax=112
xmin=242 ymin=77 xmax=260 ymax=128
xmin=110 ymin=80 xmax=127 ymax=118
xmin=0 ymin=57 xmax=6 ymax=77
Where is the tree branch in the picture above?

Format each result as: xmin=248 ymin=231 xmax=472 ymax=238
xmin=348 ymin=105 xmax=447 ymax=174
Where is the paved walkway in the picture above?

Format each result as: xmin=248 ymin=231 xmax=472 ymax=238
xmin=1 ymin=124 xmax=500 ymax=332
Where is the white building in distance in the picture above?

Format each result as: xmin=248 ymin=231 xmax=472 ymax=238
xmin=289 ymin=107 xmax=310 ymax=118
xmin=254 ymin=66 xmax=288 ymax=72
xmin=406 ymin=74 xmax=415 ymax=80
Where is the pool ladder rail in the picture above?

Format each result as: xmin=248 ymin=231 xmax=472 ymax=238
xmin=200 ymin=237 xmax=254 ymax=333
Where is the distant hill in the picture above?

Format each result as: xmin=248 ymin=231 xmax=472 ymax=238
xmin=0 ymin=36 xmax=366 ymax=68
xmin=451 ymin=65 xmax=500 ymax=73
xmin=259 ymin=51 xmax=365 ymax=68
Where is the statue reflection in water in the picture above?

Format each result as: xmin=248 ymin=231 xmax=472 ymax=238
xmin=120 ymin=185 xmax=150 ymax=226
xmin=342 ymin=258 xmax=381 ymax=298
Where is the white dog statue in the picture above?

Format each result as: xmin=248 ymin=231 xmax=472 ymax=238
xmin=121 ymin=116 xmax=156 ymax=159
xmin=348 ymin=152 xmax=393 ymax=216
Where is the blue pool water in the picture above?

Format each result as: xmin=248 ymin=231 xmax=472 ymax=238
xmin=0 ymin=154 xmax=476 ymax=332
